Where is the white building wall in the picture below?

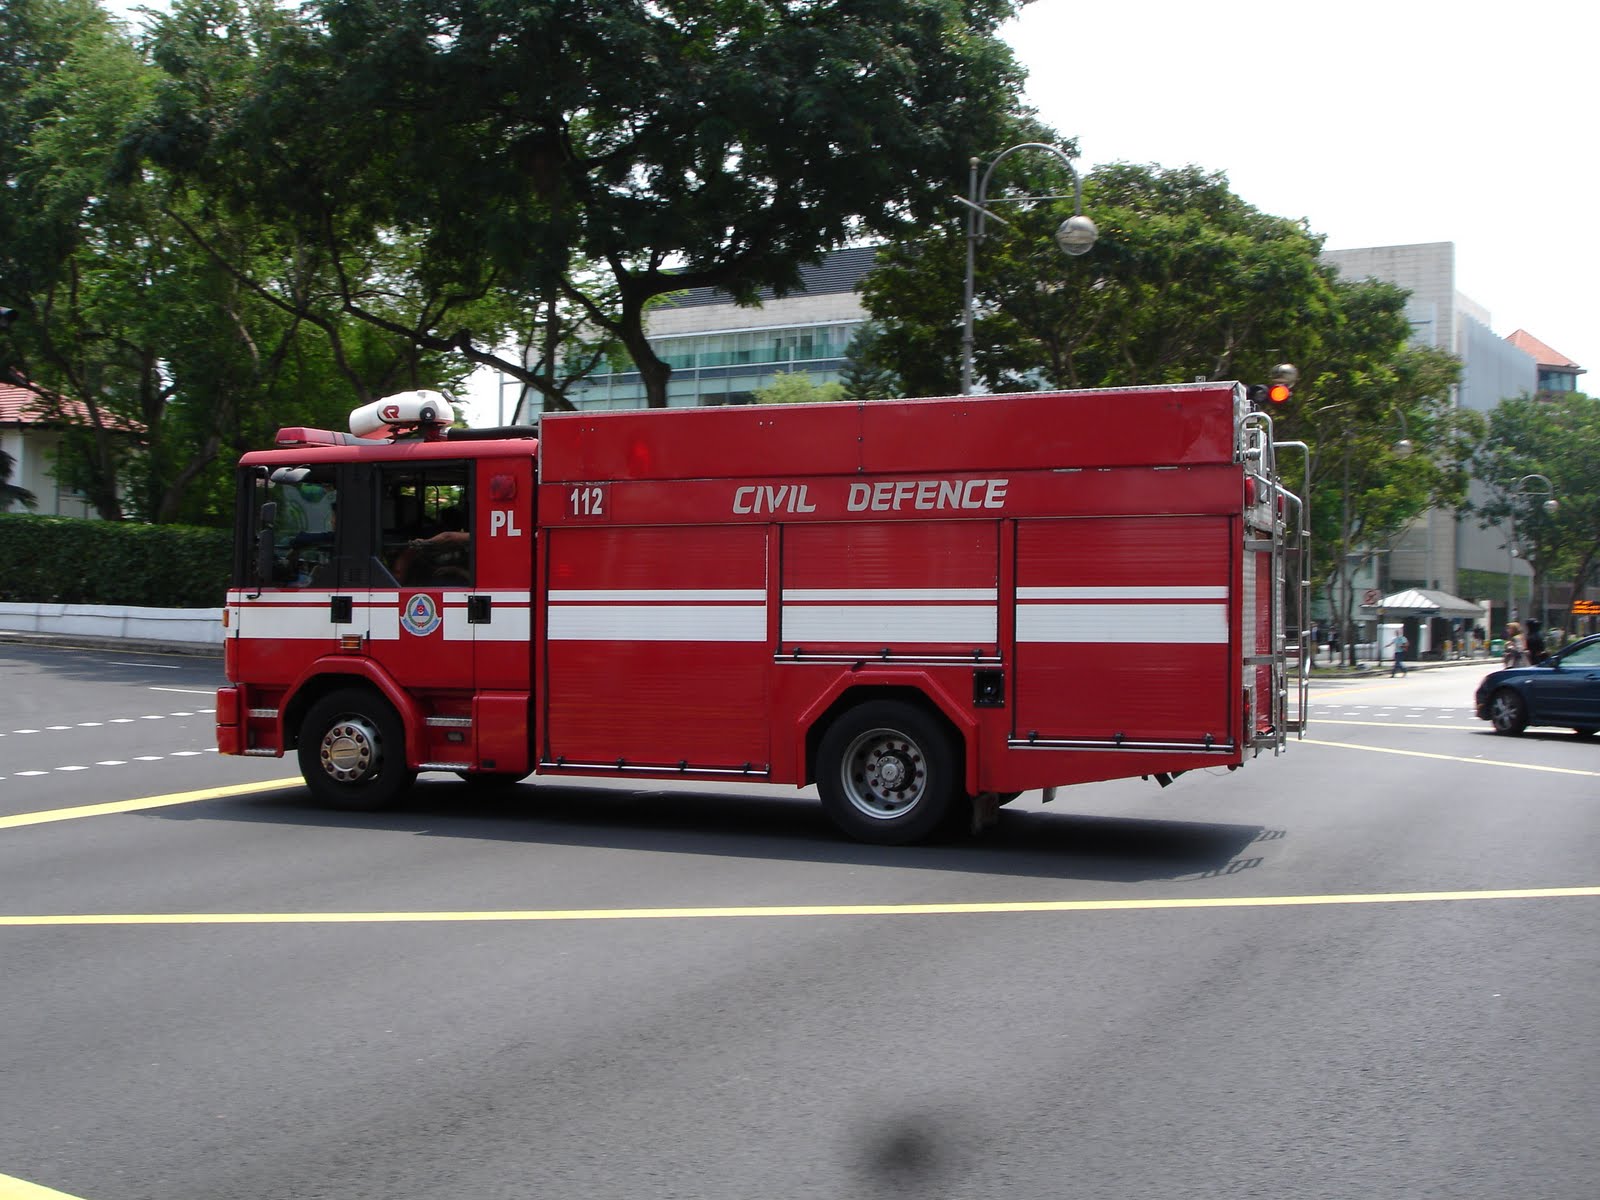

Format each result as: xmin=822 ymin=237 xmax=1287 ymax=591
xmin=1320 ymin=242 xmax=1538 ymax=596
xmin=647 ymin=290 xmax=867 ymax=336
xmin=1 ymin=427 xmax=94 ymax=517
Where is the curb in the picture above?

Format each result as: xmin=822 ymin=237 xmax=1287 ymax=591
xmin=0 ymin=629 xmax=222 ymax=658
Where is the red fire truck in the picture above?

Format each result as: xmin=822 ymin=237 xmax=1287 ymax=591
xmin=216 ymin=383 xmax=1308 ymax=843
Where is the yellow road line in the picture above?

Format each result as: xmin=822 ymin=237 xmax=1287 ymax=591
xmin=1303 ymin=737 xmax=1600 ymax=776
xmin=3 ymin=886 xmax=1597 ymax=927
xmin=0 ymin=1173 xmax=89 ymax=1200
xmin=0 ymin=778 xmax=302 ymax=830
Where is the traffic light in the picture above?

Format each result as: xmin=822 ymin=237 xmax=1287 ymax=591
xmin=1248 ymin=364 xmax=1296 ymax=409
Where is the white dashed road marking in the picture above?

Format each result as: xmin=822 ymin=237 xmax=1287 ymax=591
xmin=1 ymin=710 xmax=219 ymax=782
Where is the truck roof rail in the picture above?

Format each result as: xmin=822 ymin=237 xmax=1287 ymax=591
xmin=274 ymin=427 xmax=366 ymax=447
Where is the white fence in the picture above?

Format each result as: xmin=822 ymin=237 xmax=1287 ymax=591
xmin=0 ymin=602 xmax=223 ymax=647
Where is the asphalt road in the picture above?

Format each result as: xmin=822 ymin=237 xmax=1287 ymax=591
xmin=2 ymin=644 xmax=1597 ymax=1200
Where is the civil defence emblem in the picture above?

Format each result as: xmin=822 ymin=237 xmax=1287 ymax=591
xmin=401 ymin=592 xmax=442 ymax=637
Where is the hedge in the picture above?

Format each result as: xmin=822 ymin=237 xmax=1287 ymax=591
xmin=0 ymin=514 xmax=232 ymax=608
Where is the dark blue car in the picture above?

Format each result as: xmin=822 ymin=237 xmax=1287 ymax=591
xmin=1475 ymin=633 xmax=1600 ymax=736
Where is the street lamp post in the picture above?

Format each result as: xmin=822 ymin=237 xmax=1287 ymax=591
xmin=1504 ymin=473 xmax=1558 ymax=628
xmin=958 ymin=143 xmax=1097 ymax=396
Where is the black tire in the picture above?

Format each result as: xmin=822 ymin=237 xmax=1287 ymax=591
xmin=816 ymin=700 xmax=961 ymax=845
xmin=1487 ymin=688 xmax=1528 ymax=736
xmin=297 ymin=687 xmax=416 ymax=811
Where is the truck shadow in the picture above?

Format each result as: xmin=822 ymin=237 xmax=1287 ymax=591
xmin=165 ymin=777 xmax=1273 ymax=884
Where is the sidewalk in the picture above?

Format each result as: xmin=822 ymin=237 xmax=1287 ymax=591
xmin=1300 ymin=655 xmax=1490 ymax=680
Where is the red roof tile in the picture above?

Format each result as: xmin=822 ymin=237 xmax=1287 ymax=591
xmin=1505 ymin=329 xmax=1583 ymax=371
xmin=0 ymin=383 xmax=143 ymax=432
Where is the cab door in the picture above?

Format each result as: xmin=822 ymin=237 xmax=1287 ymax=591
xmin=369 ymin=456 xmax=536 ymax=774
xmin=365 ymin=461 xmax=477 ymax=693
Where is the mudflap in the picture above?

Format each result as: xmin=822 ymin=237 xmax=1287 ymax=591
xmin=969 ymin=791 xmax=1003 ymax=834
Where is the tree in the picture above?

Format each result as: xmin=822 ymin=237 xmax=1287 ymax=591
xmin=863 ymin=160 xmax=1340 ymax=396
xmin=0 ymin=0 xmax=155 ymax=518
xmin=1 ymin=0 xmax=472 ymax=522
xmin=136 ymin=0 xmax=1030 ymax=407
xmin=838 ymin=321 xmax=902 ymax=402
xmin=1244 ymin=269 xmax=1473 ymax=662
xmin=752 ymin=372 xmax=845 ymax=405
xmin=1469 ymin=393 xmax=1600 ymax=629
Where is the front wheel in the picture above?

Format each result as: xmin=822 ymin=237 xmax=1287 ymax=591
xmin=297 ymin=687 xmax=417 ymax=810
xmin=1487 ymin=688 xmax=1528 ymax=736
xmin=816 ymin=700 xmax=961 ymax=845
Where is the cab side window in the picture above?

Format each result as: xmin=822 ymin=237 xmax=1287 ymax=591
xmin=379 ymin=465 xmax=473 ymax=588
xmin=267 ymin=472 xmax=340 ymax=589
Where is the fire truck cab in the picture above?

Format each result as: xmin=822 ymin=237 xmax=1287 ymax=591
xmin=217 ymin=383 xmax=1307 ymax=844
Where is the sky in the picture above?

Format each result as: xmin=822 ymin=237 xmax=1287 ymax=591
xmin=106 ymin=0 xmax=1597 ymax=423
xmin=1007 ymin=0 xmax=1597 ymax=381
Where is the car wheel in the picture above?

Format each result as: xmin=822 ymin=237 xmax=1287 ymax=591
xmin=297 ymin=687 xmax=417 ymax=810
xmin=817 ymin=700 xmax=961 ymax=845
xmin=1487 ymin=688 xmax=1528 ymax=736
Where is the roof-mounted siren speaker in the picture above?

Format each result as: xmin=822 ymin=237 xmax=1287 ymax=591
xmin=349 ymin=390 xmax=457 ymax=439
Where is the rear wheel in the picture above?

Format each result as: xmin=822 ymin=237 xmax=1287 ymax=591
xmin=297 ymin=687 xmax=416 ymax=810
xmin=816 ymin=700 xmax=961 ymax=845
xmin=1487 ymin=689 xmax=1528 ymax=736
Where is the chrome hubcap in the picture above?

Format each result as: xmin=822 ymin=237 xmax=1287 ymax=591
xmin=841 ymin=728 xmax=926 ymax=821
xmin=320 ymin=717 xmax=380 ymax=782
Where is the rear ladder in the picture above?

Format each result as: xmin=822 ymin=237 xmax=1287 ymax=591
xmin=1240 ymin=415 xmax=1311 ymax=750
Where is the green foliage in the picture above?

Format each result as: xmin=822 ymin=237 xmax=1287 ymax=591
xmin=1469 ymin=393 xmax=1600 ymax=620
xmin=864 ymin=159 xmax=1341 ymax=395
xmin=752 ymin=372 xmax=845 ymax=405
xmin=0 ymin=512 xmax=231 ymax=605
xmin=838 ymin=322 xmax=900 ymax=402
xmin=2 ymin=0 xmax=460 ymax=525
xmin=133 ymin=0 xmax=1030 ymax=406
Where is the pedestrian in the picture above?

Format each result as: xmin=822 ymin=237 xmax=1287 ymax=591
xmin=1503 ymin=622 xmax=1529 ymax=668
xmin=1309 ymin=621 xmax=1321 ymax=664
xmin=1389 ymin=630 xmax=1409 ymax=676
xmin=1328 ymin=624 xmax=1341 ymax=666
xmin=1525 ymin=617 xmax=1547 ymax=665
